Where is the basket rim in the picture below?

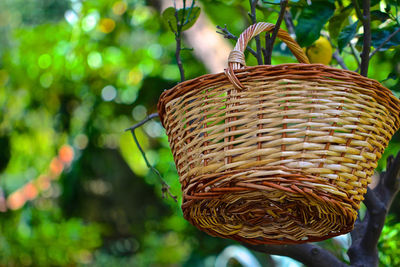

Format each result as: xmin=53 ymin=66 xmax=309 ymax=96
xmin=157 ymin=63 xmax=400 ymax=127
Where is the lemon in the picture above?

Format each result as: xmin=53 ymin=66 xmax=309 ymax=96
xmin=304 ymin=37 xmax=333 ymax=65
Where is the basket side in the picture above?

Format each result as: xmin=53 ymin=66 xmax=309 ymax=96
xmin=158 ymin=64 xmax=400 ymax=244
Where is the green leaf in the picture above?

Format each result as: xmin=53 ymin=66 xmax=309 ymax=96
xmin=338 ymin=20 xmax=358 ymax=53
xmin=295 ymin=2 xmax=335 ymax=47
xmin=328 ymin=7 xmax=352 ymax=44
xmin=370 ymin=10 xmax=390 ymax=22
xmin=371 ymin=27 xmax=400 ymax=50
xmin=162 ymin=7 xmax=178 ymax=32
xmin=381 ymin=72 xmax=398 ymax=82
xmin=162 ymin=6 xmax=201 ymax=33
xmin=181 ymin=7 xmax=200 ymax=31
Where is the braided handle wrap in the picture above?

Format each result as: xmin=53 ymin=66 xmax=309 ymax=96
xmin=226 ymin=22 xmax=310 ymax=89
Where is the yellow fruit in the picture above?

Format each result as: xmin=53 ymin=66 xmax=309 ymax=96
xmin=304 ymin=37 xmax=333 ymax=65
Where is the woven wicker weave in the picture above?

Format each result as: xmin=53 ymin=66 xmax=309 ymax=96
xmin=157 ymin=22 xmax=400 ymax=244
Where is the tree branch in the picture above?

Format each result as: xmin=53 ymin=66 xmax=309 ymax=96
xmin=369 ymin=27 xmax=400 ymax=60
xmin=216 ymin=25 xmax=258 ymax=58
xmin=333 ymin=51 xmax=349 ymax=70
xmin=246 ymin=150 xmax=400 ymax=267
xmin=174 ymin=1 xmax=186 ymax=82
xmin=350 ymin=42 xmax=361 ymax=69
xmin=263 ymin=0 xmax=288 ymax=65
xmin=283 ymin=10 xmax=295 ymax=36
xmin=125 ymin=113 xmax=159 ymax=131
xmin=125 ymin=113 xmax=178 ymax=202
xmin=348 ymin=151 xmax=400 ymax=266
xmin=244 ymin=243 xmax=348 ymax=267
xmin=359 ymin=0 xmax=371 ymax=76
xmin=249 ymin=0 xmax=263 ymax=65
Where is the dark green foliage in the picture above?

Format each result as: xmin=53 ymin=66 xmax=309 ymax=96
xmin=295 ymin=1 xmax=335 ymax=46
xmin=371 ymin=26 xmax=400 ymax=49
xmin=338 ymin=20 xmax=359 ymax=53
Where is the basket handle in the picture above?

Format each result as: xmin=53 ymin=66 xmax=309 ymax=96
xmin=225 ymin=22 xmax=310 ymax=90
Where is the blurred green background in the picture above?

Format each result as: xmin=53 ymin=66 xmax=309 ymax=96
xmin=0 ymin=0 xmax=400 ymax=266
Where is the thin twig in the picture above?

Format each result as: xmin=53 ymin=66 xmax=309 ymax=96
xmin=283 ymin=10 xmax=295 ymax=36
xmin=333 ymin=51 xmax=349 ymax=70
xmin=264 ymin=0 xmax=288 ymax=65
xmin=125 ymin=113 xmax=159 ymax=131
xmin=174 ymin=1 xmax=186 ymax=82
xmin=129 ymin=128 xmax=178 ymax=202
xmin=125 ymin=113 xmax=177 ymax=202
xmin=216 ymin=25 xmax=258 ymax=57
xmin=249 ymin=0 xmax=263 ymax=64
xmin=369 ymin=27 xmax=400 ymax=60
xmin=350 ymin=42 xmax=361 ymax=69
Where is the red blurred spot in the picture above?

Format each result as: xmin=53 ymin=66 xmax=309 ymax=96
xmin=7 ymin=190 xmax=26 ymax=210
xmin=59 ymin=145 xmax=74 ymax=164
xmin=23 ymin=182 xmax=38 ymax=200
xmin=49 ymin=157 xmax=64 ymax=177
xmin=36 ymin=175 xmax=51 ymax=191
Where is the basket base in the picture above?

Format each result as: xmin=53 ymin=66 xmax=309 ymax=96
xmin=181 ymin=167 xmax=359 ymax=244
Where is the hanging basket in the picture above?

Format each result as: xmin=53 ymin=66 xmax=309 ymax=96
xmin=157 ymin=22 xmax=400 ymax=244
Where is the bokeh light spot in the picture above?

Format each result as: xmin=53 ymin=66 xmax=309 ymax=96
xmin=132 ymin=105 xmax=147 ymax=121
xmin=148 ymin=44 xmax=163 ymax=59
xmin=101 ymin=85 xmax=117 ymax=101
xmin=59 ymin=145 xmax=74 ymax=164
xmin=65 ymin=10 xmax=79 ymax=25
xmin=82 ymin=12 xmax=99 ymax=32
xmin=36 ymin=175 xmax=51 ymax=191
xmin=131 ymin=6 xmax=151 ymax=25
xmin=38 ymin=54 xmax=52 ymax=69
xmin=99 ymin=18 xmax=116 ymax=34
xmin=120 ymin=87 xmax=138 ymax=104
xmin=49 ymin=158 xmax=64 ymax=177
xmin=74 ymin=134 xmax=89 ymax=150
xmin=7 ymin=190 xmax=26 ymax=210
xmin=144 ymin=121 xmax=163 ymax=138
xmin=127 ymin=69 xmax=143 ymax=85
xmin=87 ymin=51 xmax=102 ymax=69
xmin=40 ymin=73 xmax=54 ymax=88
xmin=112 ymin=1 xmax=127 ymax=16
xmin=23 ymin=182 xmax=38 ymax=201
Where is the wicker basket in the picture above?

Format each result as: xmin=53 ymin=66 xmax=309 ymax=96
xmin=157 ymin=22 xmax=400 ymax=244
